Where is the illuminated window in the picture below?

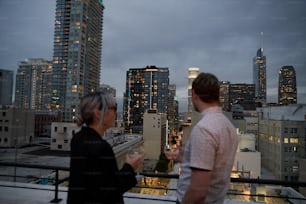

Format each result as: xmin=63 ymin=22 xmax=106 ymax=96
xmin=293 ymin=146 xmax=297 ymax=152
xmin=292 ymin=165 xmax=298 ymax=173
xmin=55 ymin=36 xmax=60 ymax=43
xmin=284 ymin=138 xmax=289 ymax=143
xmin=72 ymin=84 xmax=77 ymax=93
xmin=290 ymin=137 xmax=298 ymax=144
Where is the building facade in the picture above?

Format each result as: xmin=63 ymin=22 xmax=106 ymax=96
xmin=51 ymin=0 xmax=104 ymax=122
xmin=167 ymin=84 xmax=179 ymax=135
xmin=15 ymin=59 xmax=52 ymax=111
xmin=234 ymin=132 xmax=261 ymax=179
xmin=219 ymin=81 xmax=230 ymax=111
xmin=0 ymin=69 xmax=13 ymax=106
xmin=220 ymin=82 xmax=257 ymax=112
xmin=187 ymin=67 xmax=199 ymax=113
xmin=0 ymin=108 xmax=34 ymax=148
xmin=124 ymin=66 xmax=169 ymax=134
xmin=278 ymin=65 xmax=297 ymax=106
xmin=229 ymin=83 xmax=256 ymax=111
xmin=51 ymin=122 xmax=80 ymax=151
xmin=35 ymin=112 xmax=62 ymax=137
xmin=253 ymin=48 xmax=266 ymax=104
xmin=142 ymin=109 xmax=167 ymax=161
xmin=258 ymin=105 xmax=306 ymax=181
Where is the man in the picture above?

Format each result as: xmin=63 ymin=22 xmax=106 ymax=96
xmin=176 ymin=72 xmax=238 ymax=204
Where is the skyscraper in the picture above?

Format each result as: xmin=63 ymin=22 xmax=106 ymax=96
xmin=187 ymin=67 xmax=199 ymax=113
xmin=124 ymin=66 xmax=169 ymax=134
xmin=253 ymin=48 xmax=266 ymax=103
xmin=51 ymin=0 xmax=104 ymax=122
xmin=167 ymin=84 xmax=179 ymax=134
xmin=0 ymin=69 xmax=13 ymax=106
xmin=278 ymin=66 xmax=297 ymax=105
xmin=229 ymin=83 xmax=256 ymax=111
xmin=15 ymin=59 xmax=52 ymax=111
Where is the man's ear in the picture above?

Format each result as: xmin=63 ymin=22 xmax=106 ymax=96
xmin=192 ymin=89 xmax=198 ymax=100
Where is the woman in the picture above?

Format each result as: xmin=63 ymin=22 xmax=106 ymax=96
xmin=67 ymin=92 xmax=144 ymax=204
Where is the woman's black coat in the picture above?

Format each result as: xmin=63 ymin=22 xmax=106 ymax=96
xmin=67 ymin=127 xmax=137 ymax=204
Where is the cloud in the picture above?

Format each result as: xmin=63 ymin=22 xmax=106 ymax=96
xmin=0 ymin=0 xmax=305 ymax=111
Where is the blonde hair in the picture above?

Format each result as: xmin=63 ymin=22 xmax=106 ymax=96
xmin=77 ymin=92 xmax=116 ymax=127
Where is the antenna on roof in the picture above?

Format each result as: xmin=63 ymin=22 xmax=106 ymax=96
xmin=260 ymin=32 xmax=264 ymax=52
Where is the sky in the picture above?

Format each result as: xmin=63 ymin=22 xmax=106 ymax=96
xmin=0 ymin=0 xmax=306 ymax=112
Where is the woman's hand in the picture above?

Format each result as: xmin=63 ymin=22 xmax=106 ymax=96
xmin=125 ymin=150 xmax=145 ymax=172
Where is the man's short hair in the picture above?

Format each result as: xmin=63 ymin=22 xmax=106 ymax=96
xmin=192 ymin=72 xmax=220 ymax=103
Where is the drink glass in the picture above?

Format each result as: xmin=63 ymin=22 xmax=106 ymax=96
xmin=127 ymin=146 xmax=145 ymax=175
xmin=164 ymin=144 xmax=179 ymax=160
xmin=128 ymin=146 xmax=145 ymax=159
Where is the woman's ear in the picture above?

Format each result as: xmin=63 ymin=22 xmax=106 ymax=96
xmin=93 ymin=109 xmax=101 ymax=121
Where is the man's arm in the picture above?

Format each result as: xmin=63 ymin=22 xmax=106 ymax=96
xmin=181 ymin=168 xmax=211 ymax=204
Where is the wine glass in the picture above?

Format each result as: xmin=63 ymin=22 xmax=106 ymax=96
xmin=127 ymin=146 xmax=145 ymax=159
xmin=127 ymin=146 xmax=145 ymax=175
xmin=164 ymin=143 xmax=178 ymax=160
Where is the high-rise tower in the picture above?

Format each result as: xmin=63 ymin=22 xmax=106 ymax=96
xmin=278 ymin=66 xmax=297 ymax=105
xmin=51 ymin=0 xmax=104 ymax=122
xmin=187 ymin=67 xmax=199 ymax=113
xmin=15 ymin=59 xmax=52 ymax=111
xmin=124 ymin=66 xmax=169 ymax=134
xmin=167 ymin=84 xmax=179 ymax=134
xmin=253 ymin=48 xmax=266 ymax=104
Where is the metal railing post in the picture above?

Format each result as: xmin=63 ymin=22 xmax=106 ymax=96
xmin=50 ymin=170 xmax=62 ymax=203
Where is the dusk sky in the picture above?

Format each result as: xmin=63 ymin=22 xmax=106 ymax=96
xmin=0 ymin=0 xmax=305 ymax=111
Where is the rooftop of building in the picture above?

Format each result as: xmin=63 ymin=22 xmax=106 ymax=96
xmin=0 ymin=180 xmax=256 ymax=204
xmin=1 ymin=145 xmax=305 ymax=204
xmin=259 ymin=104 xmax=306 ymax=121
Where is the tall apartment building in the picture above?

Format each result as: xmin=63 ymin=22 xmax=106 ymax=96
xmin=15 ymin=59 xmax=52 ymax=111
xmin=258 ymin=105 xmax=306 ymax=181
xmin=51 ymin=0 xmax=104 ymax=122
xmin=187 ymin=67 xmax=199 ymax=113
xmin=124 ymin=66 xmax=169 ymax=134
xmin=0 ymin=69 xmax=13 ymax=106
xmin=253 ymin=48 xmax=266 ymax=104
xmin=278 ymin=65 xmax=297 ymax=106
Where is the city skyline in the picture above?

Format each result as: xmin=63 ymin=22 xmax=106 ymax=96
xmin=0 ymin=0 xmax=306 ymax=112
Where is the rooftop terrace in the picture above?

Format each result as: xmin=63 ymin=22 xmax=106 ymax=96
xmin=0 ymin=146 xmax=306 ymax=204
